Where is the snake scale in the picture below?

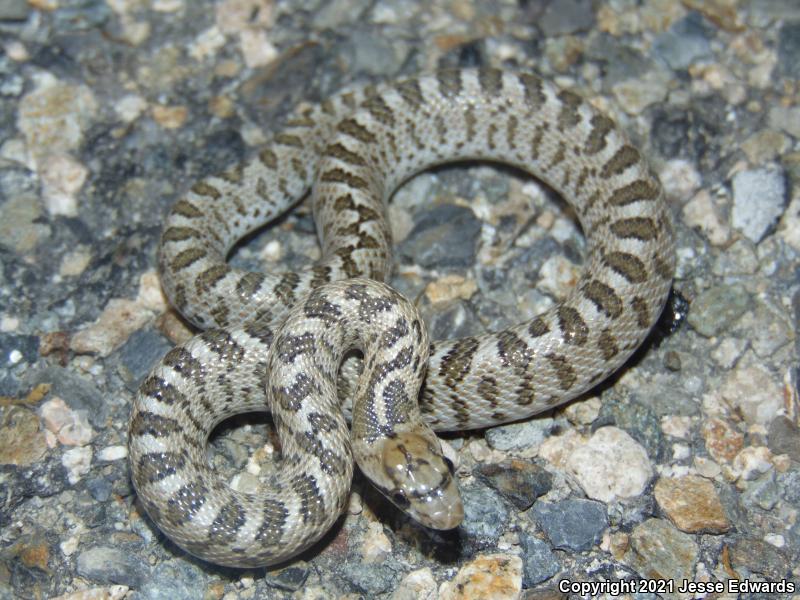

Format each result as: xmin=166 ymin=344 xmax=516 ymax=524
xmin=128 ymin=68 xmax=675 ymax=567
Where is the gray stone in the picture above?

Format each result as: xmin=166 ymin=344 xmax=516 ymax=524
xmin=778 ymin=21 xmax=800 ymax=80
xmin=530 ymin=499 xmax=608 ymax=552
xmin=344 ymin=30 xmax=407 ymax=76
xmin=730 ymin=538 xmax=790 ymax=580
xmin=539 ymin=0 xmax=595 ymax=35
xmin=485 ymin=417 xmax=558 ymax=452
xmin=652 ymin=12 xmax=713 ymax=70
xmin=731 ymin=167 xmax=787 ymax=243
xmin=136 ymin=561 xmax=207 ymax=600
xmin=777 ymin=469 xmax=800 ymax=507
xmin=473 ymin=460 xmax=553 ymax=511
xmin=422 ymin=299 xmax=485 ymax=340
xmin=76 ymin=546 xmax=149 ymax=588
xmin=768 ymin=416 xmax=800 ymax=461
xmin=0 ymin=333 xmax=39 ymax=366
xmin=398 ymin=204 xmax=482 ymax=270
xmin=86 ymin=476 xmax=112 ymax=502
xmin=0 ymin=0 xmax=29 ymax=21
xmin=518 ymin=532 xmax=560 ymax=587
xmin=626 ymin=519 xmax=698 ymax=584
xmin=27 ymin=367 xmax=108 ymax=428
xmin=741 ymin=471 xmax=779 ymax=511
xmin=264 ymin=562 xmax=310 ymax=591
xmin=341 ymin=561 xmax=396 ymax=595
xmin=460 ymin=484 xmax=509 ymax=540
xmin=116 ymin=328 xmax=172 ymax=391
xmin=686 ymin=284 xmax=751 ymax=337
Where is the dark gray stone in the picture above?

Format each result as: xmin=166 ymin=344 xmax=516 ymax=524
xmin=422 ymin=299 xmax=485 ymax=340
xmin=398 ymin=204 xmax=482 ymax=269
xmin=76 ymin=546 xmax=149 ymax=588
xmin=598 ymin=398 xmax=667 ymax=463
xmin=485 ymin=417 xmax=558 ymax=452
xmin=27 ymin=367 xmax=108 ymax=428
xmin=779 ymin=21 xmax=800 ymax=80
xmin=686 ymin=284 xmax=752 ymax=338
xmin=0 ymin=333 xmax=39 ymax=365
xmin=0 ymin=0 xmax=29 ymax=21
xmin=730 ymin=538 xmax=790 ymax=580
xmin=473 ymin=460 xmax=553 ymax=511
xmin=136 ymin=560 xmax=207 ymax=600
xmin=768 ymin=416 xmax=800 ymax=461
xmin=539 ymin=0 xmax=595 ymax=35
xmin=741 ymin=471 xmax=780 ymax=511
xmin=777 ymin=469 xmax=800 ymax=507
xmin=341 ymin=561 xmax=396 ymax=595
xmin=116 ymin=328 xmax=172 ymax=390
xmin=86 ymin=476 xmax=112 ymax=502
xmin=264 ymin=562 xmax=310 ymax=591
xmin=530 ymin=499 xmax=608 ymax=552
xmin=518 ymin=532 xmax=560 ymax=587
xmin=652 ymin=12 xmax=713 ymax=70
xmin=460 ymin=484 xmax=509 ymax=540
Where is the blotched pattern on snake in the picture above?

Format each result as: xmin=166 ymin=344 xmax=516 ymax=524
xmin=128 ymin=68 xmax=675 ymax=567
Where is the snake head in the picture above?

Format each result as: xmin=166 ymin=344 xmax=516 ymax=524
xmin=375 ymin=431 xmax=464 ymax=530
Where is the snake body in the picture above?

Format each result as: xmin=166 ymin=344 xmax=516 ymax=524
xmin=128 ymin=68 xmax=675 ymax=567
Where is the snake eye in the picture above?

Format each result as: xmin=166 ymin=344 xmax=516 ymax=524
xmin=443 ymin=457 xmax=455 ymax=474
xmin=391 ymin=490 xmax=410 ymax=509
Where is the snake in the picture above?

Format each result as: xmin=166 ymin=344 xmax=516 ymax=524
xmin=127 ymin=68 xmax=675 ymax=568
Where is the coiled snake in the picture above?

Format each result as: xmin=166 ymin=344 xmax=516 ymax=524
xmin=128 ymin=68 xmax=675 ymax=567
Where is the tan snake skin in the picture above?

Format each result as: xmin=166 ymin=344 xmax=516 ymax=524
xmin=128 ymin=68 xmax=675 ymax=567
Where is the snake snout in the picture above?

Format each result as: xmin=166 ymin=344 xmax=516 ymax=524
xmin=377 ymin=431 xmax=464 ymax=530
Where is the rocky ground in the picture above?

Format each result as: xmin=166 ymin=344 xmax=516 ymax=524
xmin=1 ymin=0 xmax=799 ymax=598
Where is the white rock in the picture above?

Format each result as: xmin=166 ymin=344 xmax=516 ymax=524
xmin=731 ymin=166 xmax=787 ymax=243
xmin=391 ymin=568 xmax=438 ymax=600
xmin=566 ymin=427 xmax=653 ymax=502
xmin=719 ymin=356 xmax=782 ymax=425
xmin=50 ymin=585 xmax=129 ymax=600
xmin=70 ymin=298 xmax=153 ymax=356
xmin=97 ymin=445 xmax=128 ymax=461
xmin=40 ymin=397 xmax=94 ymax=446
xmin=681 ymin=190 xmax=730 ymax=246
xmin=62 ymin=446 xmax=92 ymax=484
xmin=731 ymin=446 xmax=773 ymax=480
xmin=361 ymin=521 xmax=391 ymax=563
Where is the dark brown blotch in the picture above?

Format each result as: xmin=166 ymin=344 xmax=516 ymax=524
xmin=584 ymin=114 xmax=614 ymax=154
xmin=190 ymin=182 xmax=221 ymax=199
xmin=597 ymin=328 xmax=620 ymax=361
xmin=130 ymin=411 xmax=181 ymax=438
xmin=170 ymin=247 xmax=207 ymax=271
xmin=436 ymin=69 xmax=463 ymax=98
xmin=631 ymin=296 xmax=650 ymax=328
xmin=319 ymin=168 xmax=369 ymax=190
xmin=601 ymin=144 xmax=640 ymax=177
xmin=609 ymin=217 xmax=658 ymax=241
xmin=337 ymin=118 xmax=378 ymax=144
xmin=557 ymin=306 xmax=588 ymax=346
xmin=207 ymin=500 xmax=247 ymax=545
xmin=172 ymin=199 xmax=204 ymax=219
xmin=439 ymin=337 xmax=480 ymax=388
xmin=162 ymin=226 xmax=202 ymax=243
xmin=603 ymin=251 xmax=648 ymax=283
xmin=478 ymin=68 xmax=503 ymax=95
xmin=528 ymin=317 xmax=550 ymax=337
xmin=545 ymin=353 xmax=577 ymax=391
xmin=608 ymin=179 xmax=660 ymax=207
xmin=582 ymin=279 xmax=624 ymax=319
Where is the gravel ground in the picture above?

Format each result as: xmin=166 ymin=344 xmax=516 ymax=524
xmin=1 ymin=0 xmax=799 ymax=598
